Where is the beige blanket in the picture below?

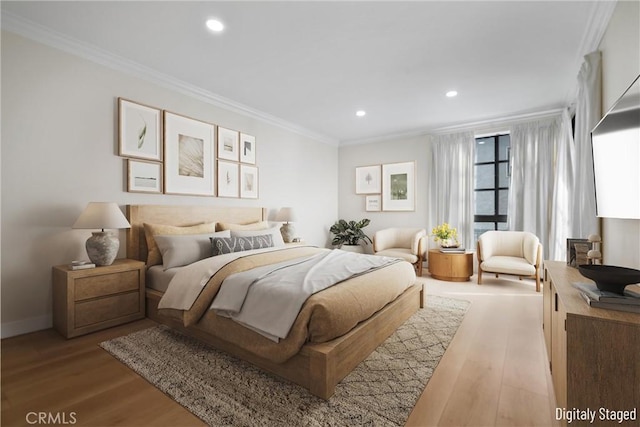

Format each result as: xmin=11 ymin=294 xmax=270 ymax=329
xmin=158 ymin=246 xmax=416 ymax=363
xmin=212 ymin=249 xmax=400 ymax=342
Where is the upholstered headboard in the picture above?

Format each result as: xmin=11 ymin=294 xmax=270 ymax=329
xmin=126 ymin=204 xmax=267 ymax=263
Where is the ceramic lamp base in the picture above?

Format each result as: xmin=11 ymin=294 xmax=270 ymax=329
xmin=280 ymin=223 xmax=295 ymax=243
xmin=86 ymin=231 xmax=119 ymax=266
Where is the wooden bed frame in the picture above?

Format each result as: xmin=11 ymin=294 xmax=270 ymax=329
xmin=126 ymin=204 xmax=424 ymax=399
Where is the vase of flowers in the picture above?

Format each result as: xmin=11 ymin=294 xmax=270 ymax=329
xmin=432 ymin=222 xmax=460 ymax=248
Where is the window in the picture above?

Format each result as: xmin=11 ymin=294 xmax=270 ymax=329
xmin=474 ymin=134 xmax=510 ymax=241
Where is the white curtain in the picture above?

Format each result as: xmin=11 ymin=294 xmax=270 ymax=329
xmin=508 ymin=117 xmax=558 ymax=259
xmin=548 ymin=109 xmax=576 ymax=260
xmin=571 ymin=51 xmax=601 ymax=237
xmin=427 ymin=132 xmax=475 ymax=250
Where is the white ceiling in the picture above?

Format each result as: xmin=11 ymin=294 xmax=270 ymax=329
xmin=1 ymin=1 xmax=613 ymax=144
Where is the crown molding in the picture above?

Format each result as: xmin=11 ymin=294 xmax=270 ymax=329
xmin=429 ymin=108 xmax=565 ymax=135
xmin=577 ymin=0 xmax=618 ymax=57
xmin=339 ymin=108 xmax=565 ymax=146
xmin=339 ymin=127 xmax=431 ymax=147
xmin=1 ymin=12 xmax=339 ymax=147
xmin=563 ymin=0 xmax=618 ymax=105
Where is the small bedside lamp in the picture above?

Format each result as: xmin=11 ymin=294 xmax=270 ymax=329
xmin=275 ymin=207 xmax=298 ymax=243
xmin=587 ymin=234 xmax=602 ymax=265
xmin=72 ymin=202 xmax=131 ymax=266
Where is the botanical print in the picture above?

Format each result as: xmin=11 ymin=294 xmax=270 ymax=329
xmin=178 ymin=134 xmax=204 ymax=177
xmin=364 ymin=172 xmax=373 ymax=185
xmin=217 ymin=161 xmax=239 ymax=198
xmin=136 ymin=116 xmax=147 ymax=149
xmin=125 ymin=110 xmax=155 ymax=153
xmin=118 ymin=98 xmax=162 ymax=161
xmin=390 ymin=173 xmax=408 ymax=200
xmin=355 ymin=165 xmax=381 ymax=194
xmin=382 ymin=161 xmax=415 ymax=211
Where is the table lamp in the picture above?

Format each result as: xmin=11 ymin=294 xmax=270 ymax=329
xmin=587 ymin=234 xmax=602 ymax=265
xmin=72 ymin=202 xmax=131 ymax=266
xmin=275 ymin=207 xmax=298 ymax=243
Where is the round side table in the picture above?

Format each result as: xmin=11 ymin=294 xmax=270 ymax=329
xmin=428 ymin=249 xmax=473 ymax=282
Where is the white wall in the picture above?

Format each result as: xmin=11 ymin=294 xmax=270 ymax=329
xmin=0 ymin=31 xmax=338 ymax=337
xmin=598 ymin=0 xmax=640 ymax=269
xmin=338 ymin=135 xmax=431 ymax=253
xmin=339 ymin=1 xmax=640 ymax=272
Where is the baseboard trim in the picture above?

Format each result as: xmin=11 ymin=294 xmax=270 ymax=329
xmin=1 ymin=315 xmax=52 ymax=339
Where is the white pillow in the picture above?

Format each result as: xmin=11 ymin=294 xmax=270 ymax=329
xmin=230 ymin=226 xmax=285 ymax=247
xmin=154 ymin=230 xmax=231 ymax=270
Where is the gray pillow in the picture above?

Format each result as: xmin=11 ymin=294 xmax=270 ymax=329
xmin=154 ymin=230 xmax=231 ymax=270
xmin=231 ymin=226 xmax=285 ymax=247
xmin=211 ymin=235 xmax=274 ymax=256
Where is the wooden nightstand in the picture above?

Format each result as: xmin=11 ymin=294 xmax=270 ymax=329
xmin=52 ymin=259 xmax=145 ymax=338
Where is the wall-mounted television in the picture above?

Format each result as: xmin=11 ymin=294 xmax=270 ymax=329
xmin=590 ymin=74 xmax=640 ymax=219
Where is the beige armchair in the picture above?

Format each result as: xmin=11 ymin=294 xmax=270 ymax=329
xmin=373 ymin=228 xmax=427 ymax=276
xmin=477 ymin=230 xmax=542 ymax=292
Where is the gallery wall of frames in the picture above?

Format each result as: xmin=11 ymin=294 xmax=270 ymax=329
xmin=118 ymin=98 xmax=258 ymax=199
xmin=354 ymin=161 xmax=415 ymax=212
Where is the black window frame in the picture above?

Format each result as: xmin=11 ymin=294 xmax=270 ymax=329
xmin=474 ymin=134 xmax=510 ymax=233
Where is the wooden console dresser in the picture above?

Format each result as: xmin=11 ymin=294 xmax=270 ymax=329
xmin=542 ymin=261 xmax=639 ymax=426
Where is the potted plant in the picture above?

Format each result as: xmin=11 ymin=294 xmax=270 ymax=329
xmin=330 ymin=219 xmax=372 ymax=252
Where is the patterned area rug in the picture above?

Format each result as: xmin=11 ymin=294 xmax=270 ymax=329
xmin=100 ymin=295 xmax=469 ymax=426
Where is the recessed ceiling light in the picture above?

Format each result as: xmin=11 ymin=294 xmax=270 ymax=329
xmin=206 ymin=18 xmax=224 ymax=33
xmin=446 ymin=90 xmax=458 ymax=98
xmin=356 ymin=110 xmax=366 ymax=117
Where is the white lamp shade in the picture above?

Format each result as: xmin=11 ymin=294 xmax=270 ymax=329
xmin=275 ymin=207 xmax=298 ymax=223
xmin=72 ymin=202 xmax=131 ymax=230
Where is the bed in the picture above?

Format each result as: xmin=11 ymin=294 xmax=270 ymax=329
xmin=126 ymin=204 xmax=423 ymax=399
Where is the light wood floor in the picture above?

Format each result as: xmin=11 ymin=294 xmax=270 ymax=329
xmin=2 ymin=274 xmax=560 ymax=427
xmin=407 ymin=275 xmax=560 ymax=427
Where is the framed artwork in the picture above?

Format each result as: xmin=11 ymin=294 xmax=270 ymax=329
xmin=240 ymin=133 xmax=256 ymax=164
xmin=163 ymin=111 xmax=215 ymax=196
xmin=355 ymin=165 xmax=381 ymax=194
xmin=566 ymin=238 xmax=592 ymax=267
xmin=382 ymin=161 xmax=416 ymax=211
xmin=127 ymin=159 xmax=162 ymax=193
xmin=240 ymin=165 xmax=259 ymax=199
xmin=217 ymin=126 xmax=239 ymax=161
xmin=118 ymin=98 xmax=162 ymax=161
xmin=365 ymin=195 xmax=381 ymax=212
xmin=217 ymin=160 xmax=239 ymax=198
